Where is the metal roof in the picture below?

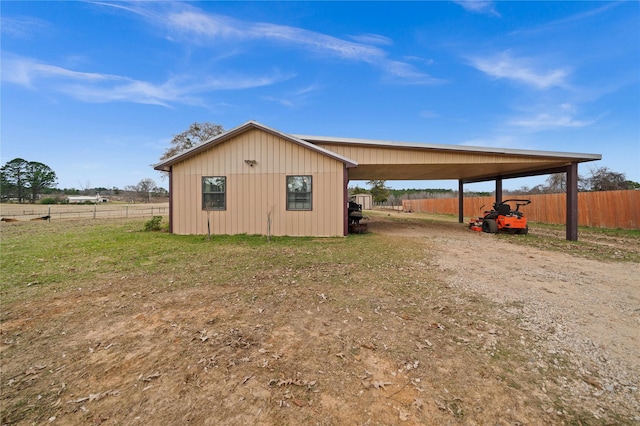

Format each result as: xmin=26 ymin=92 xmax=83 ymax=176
xmin=294 ymin=134 xmax=601 ymax=161
xmin=294 ymin=134 xmax=602 ymax=183
xmin=153 ymin=121 xmax=602 ymax=183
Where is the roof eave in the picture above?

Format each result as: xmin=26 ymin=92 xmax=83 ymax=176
xmin=294 ymin=134 xmax=602 ymax=162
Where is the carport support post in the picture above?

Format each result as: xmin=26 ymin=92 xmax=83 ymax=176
xmin=458 ymin=180 xmax=464 ymax=223
xmin=344 ymin=171 xmax=349 ymax=236
xmin=168 ymin=166 xmax=173 ymax=234
xmin=566 ymin=163 xmax=579 ymax=241
xmin=495 ymin=179 xmax=503 ymax=204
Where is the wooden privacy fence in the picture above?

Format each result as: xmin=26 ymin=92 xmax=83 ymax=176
xmin=402 ymin=190 xmax=640 ymax=230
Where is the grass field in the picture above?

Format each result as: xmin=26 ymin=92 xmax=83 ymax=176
xmin=0 ymin=202 xmax=169 ymax=221
xmin=1 ymin=214 xmax=638 ymax=425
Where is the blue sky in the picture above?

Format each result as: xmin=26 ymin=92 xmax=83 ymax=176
xmin=2 ymin=1 xmax=638 ymax=192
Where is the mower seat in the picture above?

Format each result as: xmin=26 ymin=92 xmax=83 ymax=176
xmin=498 ymin=204 xmax=511 ymax=216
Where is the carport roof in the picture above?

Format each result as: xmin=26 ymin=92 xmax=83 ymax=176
xmin=294 ymin=134 xmax=602 ymax=183
xmin=153 ymin=120 xmax=602 ymax=183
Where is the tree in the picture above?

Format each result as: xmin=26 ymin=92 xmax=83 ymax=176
xmin=0 ymin=158 xmax=28 ymax=202
xmin=367 ymin=180 xmax=390 ymax=204
xmin=26 ymin=161 xmax=57 ymax=203
xmin=1 ymin=158 xmax=57 ymax=203
xmin=136 ymin=178 xmax=158 ymax=203
xmin=586 ymin=167 xmax=629 ymax=191
xmin=153 ymin=187 xmax=169 ymax=198
xmin=545 ymin=173 xmax=566 ymax=193
xmin=626 ymin=180 xmax=640 ymax=190
xmin=349 ymin=185 xmax=368 ymax=196
xmin=160 ymin=122 xmax=225 ymax=161
xmin=124 ymin=185 xmax=138 ymax=202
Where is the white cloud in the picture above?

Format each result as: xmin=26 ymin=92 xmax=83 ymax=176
xmin=348 ymin=33 xmax=394 ymax=46
xmin=453 ymin=1 xmax=500 ymax=17
xmin=166 ymin=10 xmax=387 ymax=62
xmin=508 ymin=113 xmax=596 ymax=130
xmin=2 ymin=54 xmax=121 ymax=87
xmin=511 ymin=2 xmax=621 ymax=36
xmin=507 ymin=103 xmax=599 ymax=130
xmin=262 ymin=83 xmax=323 ymax=108
xmin=102 ymin=2 xmax=440 ymax=85
xmin=382 ymin=61 xmax=444 ymax=85
xmin=2 ymin=53 xmax=290 ymax=106
xmin=420 ymin=110 xmax=440 ymax=119
xmin=0 ymin=16 xmax=50 ymax=38
xmin=468 ymin=51 xmax=570 ymax=89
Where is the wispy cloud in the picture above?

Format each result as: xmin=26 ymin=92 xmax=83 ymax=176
xmin=420 ymin=110 xmax=440 ymax=119
xmin=508 ymin=114 xmax=596 ymax=130
xmin=509 ymin=114 xmax=594 ymax=129
xmin=3 ymin=54 xmax=121 ymax=87
xmin=468 ymin=51 xmax=570 ymax=89
xmin=0 ymin=16 xmax=50 ymax=38
xmin=262 ymin=83 xmax=323 ymax=108
xmin=348 ymin=33 xmax=393 ymax=46
xmin=511 ymin=2 xmax=621 ymax=36
xmin=508 ymin=103 xmax=599 ymax=130
xmin=163 ymin=8 xmax=383 ymax=60
xmin=100 ymin=2 xmax=442 ymax=85
xmin=2 ymin=53 xmax=290 ymax=106
xmin=453 ymin=1 xmax=500 ymax=17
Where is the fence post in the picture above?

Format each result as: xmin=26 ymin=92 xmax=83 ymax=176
xmin=94 ymin=203 xmax=96 ymax=219
xmin=126 ymin=206 xmax=128 ymax=218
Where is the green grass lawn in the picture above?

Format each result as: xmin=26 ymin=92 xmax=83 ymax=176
xmin=0 ymin=217 xmax=401 ymax=303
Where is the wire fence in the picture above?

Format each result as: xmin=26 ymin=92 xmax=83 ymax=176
xmin=0 ymin=203 xmax=169 ymax=222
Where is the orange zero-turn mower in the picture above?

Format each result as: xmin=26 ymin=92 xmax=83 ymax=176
xmin=469 ymin=199 xmax=531 ymax=234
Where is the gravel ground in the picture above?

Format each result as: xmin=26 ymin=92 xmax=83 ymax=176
xmin=370 ymin=214 xmax=640 ymax=422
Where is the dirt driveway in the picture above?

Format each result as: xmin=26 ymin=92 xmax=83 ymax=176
xmin=370 ymin=213 xmax=640 ymax=420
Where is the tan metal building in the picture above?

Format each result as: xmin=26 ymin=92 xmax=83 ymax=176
xmin=155 ymin=122 xmax=356 ymax=237
xmin=154 ymin=121 xmax=601 ymax=239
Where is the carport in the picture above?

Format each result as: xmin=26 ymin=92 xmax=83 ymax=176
xmin=296 ymin=134 xmax=602 ymax=241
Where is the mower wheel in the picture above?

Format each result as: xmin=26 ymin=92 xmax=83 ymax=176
xmin=482 ymin=219 xmax=498 ymax=233
xmin=517 ymin=225 xmax=529 ymax=235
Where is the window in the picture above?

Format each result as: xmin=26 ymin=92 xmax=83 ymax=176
xmin=202 ymin=176 xmax=226 ymax=210
xmin=287 ymin=176 xmax=312 ymax=211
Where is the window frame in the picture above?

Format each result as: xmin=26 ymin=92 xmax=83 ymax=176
xmin=202 ymin=176 xmax=226 ymax=211
xmin=286 ymin=175 xmax=312 ymax=211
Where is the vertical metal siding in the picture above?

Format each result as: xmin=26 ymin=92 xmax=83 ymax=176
xmin=170 ymin=129 xmax=346 ymax=237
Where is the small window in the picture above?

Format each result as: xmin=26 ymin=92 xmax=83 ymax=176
xmin=203 ymin=176 xmax=226 ymax=210
xmin=287 ymin=176 xmax=312 ymax=211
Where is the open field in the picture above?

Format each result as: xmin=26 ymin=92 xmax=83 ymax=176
xmin=0 ymin=203 xmax=169 ymax=221
xmin=1 ymin=212 xmax=639 ymax=425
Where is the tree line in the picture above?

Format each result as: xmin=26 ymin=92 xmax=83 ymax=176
xmin=351 ymin=168 xmax=639 ymax=205
xmin=0 ymin=158 xmax=166 ymax=204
